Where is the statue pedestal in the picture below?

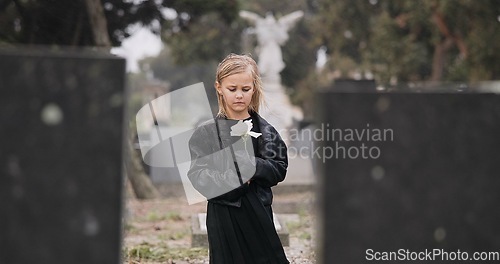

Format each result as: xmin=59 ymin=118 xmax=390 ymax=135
xmin=260 ymin=81 xmax=315 ymax=187
xmin=260 ymin=82 xmax=301 ymax=143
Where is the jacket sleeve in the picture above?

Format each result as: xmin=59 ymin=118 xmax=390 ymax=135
xmin=251 ymin=127 xmax=288 ymax=188
xmin=187 ymin=125 xmax=246 ymax=200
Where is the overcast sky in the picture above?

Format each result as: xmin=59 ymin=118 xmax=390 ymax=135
xmin=110 ymin=26 xmax=163 ymax=73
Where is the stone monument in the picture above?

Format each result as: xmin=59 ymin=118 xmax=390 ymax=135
xmin=240 ymin=10 xmax=314 ymax=187
xmin=240 ymin=10 xmax=303 ymax=84
xmin=240 ymin=10 xmax=304 ymax=143
xmin=0 ymin=47 xmax=126 ymax=264
xmin=316 ymin=91 xmax=500 ymax=263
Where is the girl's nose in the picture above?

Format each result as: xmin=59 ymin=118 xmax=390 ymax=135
xmin=236 ymin=91 xmax=243 ymax=98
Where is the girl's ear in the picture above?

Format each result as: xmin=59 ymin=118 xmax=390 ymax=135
xmin=215 ymin=81 xmax=221 ymax=94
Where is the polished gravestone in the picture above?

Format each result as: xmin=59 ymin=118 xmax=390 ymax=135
xmin=0 ymin=48 xmax=126 ymax=264
xmin=330 ymin=79 xmax=377 ymax=92
xmin=316 ymin=91 xmax=500 ymax=263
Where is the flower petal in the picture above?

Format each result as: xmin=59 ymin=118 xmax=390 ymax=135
xmin=244 ymin=120 xmax=253 ymax=131
xmin=230 ymin=120 xmax=248 ymax=136
xmin=248 ymin=131 xmax=262 ymax=138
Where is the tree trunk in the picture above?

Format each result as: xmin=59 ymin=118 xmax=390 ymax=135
xmin=124 ymin=137 xmax=160 ymax=199
xmin=84 ymin=0 xmax=111 ymax=47
xmin=430 ymin=4 xmax=468 ymax=82
xmin=123 ymin=171 xmax=137 ymax=200
xmin=430 ymin=38 xmax=454 ymax=82
xmin=83 ymin=0 xmax=158 ymax=199
xmin=71 ymin=12 xmax=84 ymax=46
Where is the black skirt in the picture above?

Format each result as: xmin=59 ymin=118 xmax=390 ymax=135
xmin=206 ymin=184 xmax=289 ymax=264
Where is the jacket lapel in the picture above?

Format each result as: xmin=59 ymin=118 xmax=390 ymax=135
xmin=215 ymin=118 xmax=233 ymax=149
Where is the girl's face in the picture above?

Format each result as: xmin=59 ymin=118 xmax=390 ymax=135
xmin=216 ymin=69 xmax=255 ymax=119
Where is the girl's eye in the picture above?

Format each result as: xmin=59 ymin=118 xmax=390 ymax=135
xmin=243 ymin=89 xmax=250 ymax=92
xmin=228 ymin=88 xmax=236 ymax=92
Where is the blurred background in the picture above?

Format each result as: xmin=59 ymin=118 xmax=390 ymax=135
xmin=1 ymin=0 xmax=499 ymax=263
xmin=2 ymin=0 xmax=499 ymax=118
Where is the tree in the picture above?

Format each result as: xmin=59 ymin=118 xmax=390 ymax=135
xmin=124 ymin=136 xmax=161 ymax=199
xmin=142 ymin=47 xmax=217 ymax=89
xmin=85 ymin=0 xmax=112 ymax=47
xmin=161 ymin=11 xmax=243 ymax=65
xmin=0 ymin=0 xmax=239 ymax=47
xmin=312 ymin=0 xmax=500 ymax=87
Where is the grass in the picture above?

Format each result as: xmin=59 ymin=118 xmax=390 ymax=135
xmin=124 ymin=242 xmax=208 ymax=263
xmin=125 ymin=242 xmax=168 ymax=262
xmin=169 ymin=228 xmax=188 ymax=240
xmin=146 ymin=211 xmax=183 ymax=222
xmin=286 ymin=221 xmax=303 ymax=233
xmin=156 ymin=228 xmax=189 ymax=241
xmin=123 ymin=222 xmax=137 ymax=232
xmin=300 ymin=232 xmax=312 ymax=240
xmin=286 ymin=210 xmax=313 ymax=242
xmin=122 ymin=195 xmax=316 ymax=263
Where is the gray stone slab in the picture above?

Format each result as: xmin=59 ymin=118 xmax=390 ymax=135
xmin=316 ymin=91 xmax=500 ymax=263
xmin=0 ymin=48 xmax=126 ymax=264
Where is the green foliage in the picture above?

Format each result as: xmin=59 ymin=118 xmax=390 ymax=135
xmin=162 ymin=12 xmax=243 ymax=65
xmin=281 ymin=17 xmax=318 ymax=90
xmin=143 ymin=47 xmax=217 ymax=86
xmin=0 ymin=0 xmax=239 ymax=47
xmin=313 ymin=0 xmax=500 ymax=86
xmin=140 ymin=46 xmax=219 ymax=115
xmin=165 ymin=0 xmax=239 ymax=25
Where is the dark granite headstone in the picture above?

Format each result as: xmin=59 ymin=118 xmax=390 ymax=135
xmin=332 ymin=79 xmax=376 ymax=92
xmin=316 ymin=91 xmax=500 ymax=263
xmin=0 ymin=48 xmax=126 ymax=264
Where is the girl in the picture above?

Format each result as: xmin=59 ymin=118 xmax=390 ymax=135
xmin=188 ymin=53 xmax=289 ymax=263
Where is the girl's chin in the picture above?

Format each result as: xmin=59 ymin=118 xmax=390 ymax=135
xmin=228 ymin=108 xmax=250 ymax=117
xmin=230 ymin=105 xmax=248 ymax=111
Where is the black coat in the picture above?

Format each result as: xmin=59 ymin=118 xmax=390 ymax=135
xmin=187 ymin=112 xmax=288 ymax=207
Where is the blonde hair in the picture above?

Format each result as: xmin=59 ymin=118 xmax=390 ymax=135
xmin=215 ymin=53 xmax=264 ymax=118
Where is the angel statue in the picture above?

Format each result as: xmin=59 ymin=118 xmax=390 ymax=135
xmin=240 ymin=10 xmax=304 ymax=82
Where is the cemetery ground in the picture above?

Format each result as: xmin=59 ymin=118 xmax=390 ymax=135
xmin=122 ymin=185 xmax=317 ymax=263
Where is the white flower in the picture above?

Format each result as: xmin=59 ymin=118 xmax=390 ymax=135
xmin=230 ymin=119 xmax=262 ymax=138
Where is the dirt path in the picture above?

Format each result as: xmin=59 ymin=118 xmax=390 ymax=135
xmin=122 ymin=190 xmax=317 ymax=263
